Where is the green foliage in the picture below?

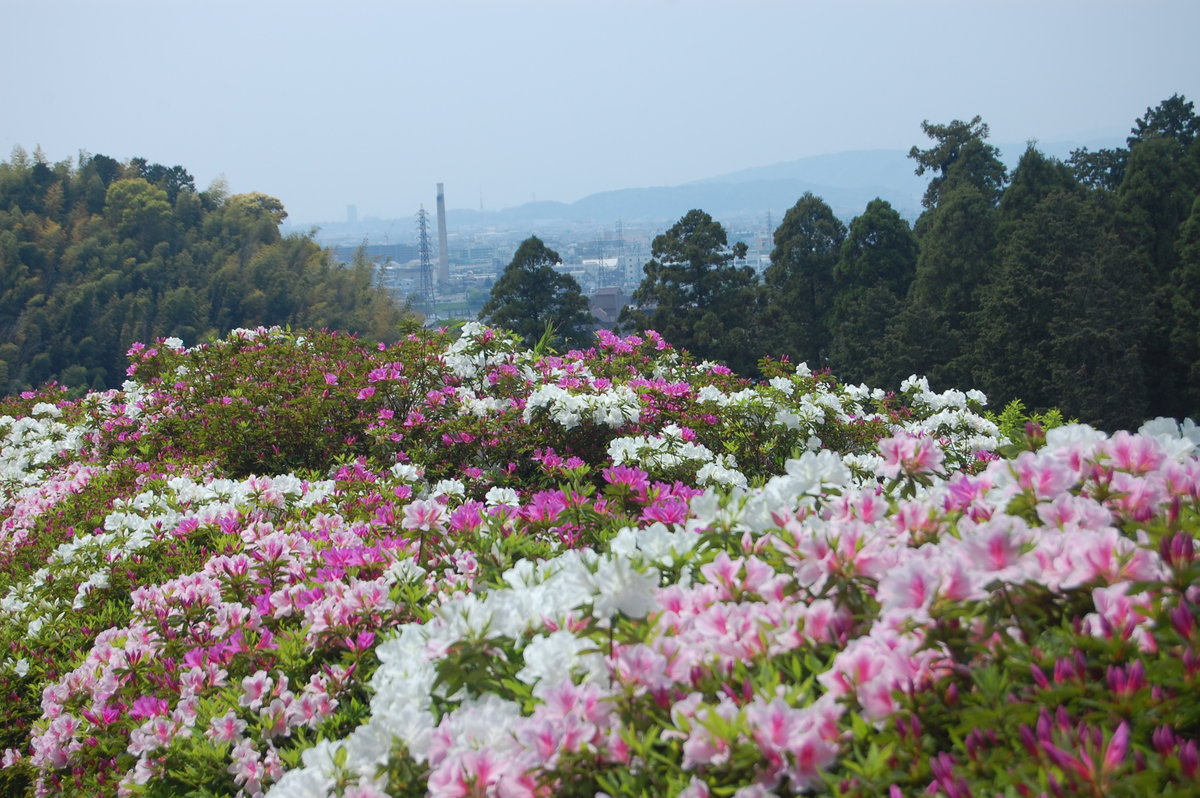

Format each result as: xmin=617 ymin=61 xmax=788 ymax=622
xmin=121 ymin=327 xmax=450 ymax=477
xmin=764 ymin=193 xmax=846 ymax=371
xmin=901 ymin=181 xmax=998 ymax=392
xmin=619 ymin=209 xmax=760 ymax=376
xmin=1128 ymin=93 xmax=1200 ymax=150
xmin=1067 ymin=145 xmax=1127 ymax=190
xmin=827 ymin=198 xmax=917 ymax=385
xmin=986 ymin=398 xmax=1068 ymax=451
xmin=908 ymin=115 xmax=1008 ymax=208
xmin=0 ymin=150 xmax=415 ymax=395
xmin=977 ymin=182 xmax=1097 ymax=415
xmin=999 ymin=144 xmax=1080 ymax=223
xmin=1169 ymin=194 xmax=1200 ymax=414
xmin=479 ymin=236 xmax=595 ymax=350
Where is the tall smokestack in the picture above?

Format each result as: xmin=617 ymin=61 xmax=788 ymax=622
xmin=435 ymin=183 xmax=450 ymax=284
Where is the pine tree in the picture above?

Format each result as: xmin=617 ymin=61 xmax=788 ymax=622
xmin=827 ymin=198 xmax=917 ymax=385
xmin=480 ymin=236 xmax=595 ymax=350
xmin=619 ymin=209 xmax=759 ymax=374
xmin=903 ymin=181 xmax=998 ymax=391
xmin=763 ymin=193 xmax=845 ymax=371
xmin=1168 ymin=195 xmax=1200 ymax=418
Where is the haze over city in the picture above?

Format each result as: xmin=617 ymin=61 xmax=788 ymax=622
xmin=5 ymin=0 xmax=1199 ymax=225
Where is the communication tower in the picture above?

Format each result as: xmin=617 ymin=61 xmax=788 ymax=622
xmin=615 ymin=217 xmax=625 ymax=286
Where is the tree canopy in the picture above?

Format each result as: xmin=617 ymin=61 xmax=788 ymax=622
xmin=763 ymin=193 xmax=845 ymax=370
xmin=619 ymin=209 xmax=759 ymax=374
xmin=826 ymin=198 xmax=917 ymax=385
xmin=909 ymin=115 xmax=1008 ymax=208
xmin=479 ymin=236 xmax=594 ymax=350
xmin=0 ymin=148 xmax=415 ymax=394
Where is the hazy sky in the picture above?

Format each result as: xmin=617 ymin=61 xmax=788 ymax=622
xmin=5 ymin=0 xmax=1198 ymax=224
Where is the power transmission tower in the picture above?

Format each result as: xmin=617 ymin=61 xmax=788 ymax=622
xmin=416 ymin=206 xmax=434 ymax=303
xmin=615 ymin=217 xmax=625 ymax=289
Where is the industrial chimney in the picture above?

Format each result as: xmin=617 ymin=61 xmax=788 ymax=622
xmin=435 ymin=183 xmax=450 ymax=284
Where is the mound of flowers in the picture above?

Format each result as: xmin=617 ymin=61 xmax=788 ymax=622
xmin=0 ymin=324 xmax=1196 ymax=797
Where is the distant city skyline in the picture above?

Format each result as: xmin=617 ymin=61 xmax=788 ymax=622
xmin=4 ymin=0 xmax=1197 ymax=224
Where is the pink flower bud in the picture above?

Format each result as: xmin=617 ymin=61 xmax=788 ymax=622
xmin=1180 ymin=740 xmax=1198 ymax=779
xmin=1171 ymin=603 xmax=1196 ymax=640
xmin=1103 ymin=722 xmax=1130 ymax=773
xmin=1019 ymin=724 xmax=1039 ymax=757
xmin=1153 ymin=725 xmax=1177 ymax=755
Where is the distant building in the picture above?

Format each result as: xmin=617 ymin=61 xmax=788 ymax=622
xmin=330 ymin=243 xmax=418 ymax=265
xmin=619 ymin=249 xmax=649 ymax=288
xmin=581 ymin=257 xmax=620 ymax=292
xmin=588 ymin=286 xmax=630 ymax=330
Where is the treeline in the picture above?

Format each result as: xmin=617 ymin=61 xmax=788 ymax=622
xmin=0 ymin=150 xmax=413 ymax=393
xmin=619 ymin=95 xmax=1200 ymax=431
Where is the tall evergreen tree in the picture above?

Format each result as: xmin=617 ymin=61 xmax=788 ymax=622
xmin=1170 ymin=194 xmax=1200 ymax=418
xmin=999 ymin=145 xmax=1080 ymax=224
xmin=909 ymin=116 xmax=1008 ymax=209
xmin=827 ymin=198 xmax=917 ymax=385
xmin=1048 ymin=213 xmax=1150 ymax=430
xmin=882 ymin=117 xmax=1011 ymax=392
xmin=619 ymin=209 xmax=759 ymax=374
xmin=1117 ymin=115 xmax=1200 ymax=419
xmin=1128 ymin=93 xmax=1200 ymax=150
xmin=977 ymin=188 xmax=1092 ymax=412
xmin=763 ymin=193 xmax=845 ymax=370
xmin=974 ymin=146 xmax=1085 ymax=411
xmin=1118 ymin=135 xmax=1199 ymax=281
xmin=479 ymin=236 xmax=594 ymax=350
xmin=902 ymin=181 xmax=998 ymax=391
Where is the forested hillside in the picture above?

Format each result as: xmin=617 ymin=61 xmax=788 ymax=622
xmin=0 ymin=150 xmax=413 ymax=393
xmin=618 ymin=95 xmax=1200 ymax=431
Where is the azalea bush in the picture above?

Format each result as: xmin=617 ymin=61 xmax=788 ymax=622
xmin=0 ymin=324 xmax=1195 ymax=798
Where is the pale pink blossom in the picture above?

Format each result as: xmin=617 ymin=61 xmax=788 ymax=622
xmin=877 ymin=433 xmax=945 ymax=479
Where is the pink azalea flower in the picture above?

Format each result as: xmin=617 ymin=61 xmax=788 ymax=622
xmin=1104 ymin=431 xmax=1166 ymax=475
xmin=206 ymin=710 xmax=248 ymax=744
xmin=403 ymin=498 xmax=447 ymax=532
xmin=1008 ymin=450 xmax=1079 ymax=499
xmin=128 ymin=695 xmax=169 ymax=721
xmin=876 ymin=558 xmax=939 ymax=615
xmin=877 ymin=433 xmax=945 ymax=479
xmin=239 ymin=670 xmax=273 ymax=712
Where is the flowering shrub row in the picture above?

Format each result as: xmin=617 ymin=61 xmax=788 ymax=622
xmin=0 ymin=324 xmax=1194 ymax=798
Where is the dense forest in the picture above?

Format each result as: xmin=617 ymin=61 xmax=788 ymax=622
xmin=617 ymin=95 xmax=1200 ymax=431
xmin=0 ymin=151 xmax=413 ymax=393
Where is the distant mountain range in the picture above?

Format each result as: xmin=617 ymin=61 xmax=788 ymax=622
xmin=436 ymin=149 xmax=925 ymax=229
xmin=308 ymin=137 xmax=1125 ymax=241
xmin=436 ymin=137 xmax=1123 ymax=228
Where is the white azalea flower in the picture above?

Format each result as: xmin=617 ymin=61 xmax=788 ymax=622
xmin=591 ymin=556 xmax=659 ymax=620
xmin=484 ymin=486 xmax=519 ymax=507
xmin=516 ymin=630 xmax=598 ymax=691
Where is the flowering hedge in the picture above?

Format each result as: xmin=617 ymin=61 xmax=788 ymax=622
xmin=0 ymin=324 xmax=1196 ymax=798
